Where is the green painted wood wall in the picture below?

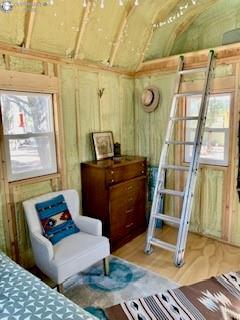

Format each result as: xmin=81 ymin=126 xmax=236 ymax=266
xmin=1 ymin=55 xmax=240 ymax=267
xmin=0 ymin=58 xmax=135 ymax=266
xmin=134 ymin=65 xmax=239 ymax=245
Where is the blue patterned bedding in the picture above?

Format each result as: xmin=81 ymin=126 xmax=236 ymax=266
xmin=0 ymin=252 xmax=97 ymax=320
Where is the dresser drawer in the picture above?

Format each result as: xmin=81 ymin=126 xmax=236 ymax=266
xmin=109 ymin=176 xmax=146 ymax=202
xmin=109 ymin=177 xmax=146 ymax=242
xmin=110 ymin=202 xmax=146 ymax=241
xmin=110 ymin=198 xmax=135 ymax=226
xmin=110 ymin=201 xmax=136 ymax=239
xmin=106 ymin=161 xmax=146 ymax=186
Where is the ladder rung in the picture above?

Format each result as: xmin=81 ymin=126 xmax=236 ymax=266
xmin=175 ymin=92 xmax=202 ymax=97
xmin=153 ymin=214 xmax=181 ymax=225
xmin=159 ymin=189 xmax=185 ymax=197
xmin=170 ymin=116 xmax=199 ymax=121
xmin=179 ymin=67 xmax=207 ymax=75
xmin=163 ymin=165 xmax=189 ymax=171
xmin=150 ymin=238 xmax=176 ymax=252
xmin=166 ymin=140 xmax=194 ymax=145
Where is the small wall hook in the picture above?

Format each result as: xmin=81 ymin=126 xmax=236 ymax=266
xmin=98 ymin=88 xmax=105 ymax=98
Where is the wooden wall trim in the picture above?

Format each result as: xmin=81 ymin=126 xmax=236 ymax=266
xmin=0 ymin=108 xmax=18 ymax=260
xmin=53 ymin=64 xmax=67 ymax=189
xmin=180 ymin=76 xmax=235 ymax=93
xmin=222 ymin=63 xmax=240 ymax=241
xmin=136 ymin=43 xmax=240 ymax=77
xmin=2 ymin=41 xmax=240 ymax=78
xmin=0 ymin=70 xmax=59 ymax=93
xmin=0 ymin=42 xmax=134 ymax=77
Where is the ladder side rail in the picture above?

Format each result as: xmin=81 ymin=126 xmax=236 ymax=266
xmin=145 ymin=56 xmax=184 ymax=252
xmin=174 ymin=50 xmax=215 ymax=266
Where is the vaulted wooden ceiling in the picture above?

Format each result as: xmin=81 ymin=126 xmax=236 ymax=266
xmin=0 ymin=0 xmax=239 ymax=71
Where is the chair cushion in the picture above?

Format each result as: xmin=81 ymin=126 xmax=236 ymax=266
xmin=53 ymin=232 xmax=109 ymax=267
xmin=50 ymin=232 xmax=110 ymax=283
xmin=35 ymin=195 xmax=80 ymax=245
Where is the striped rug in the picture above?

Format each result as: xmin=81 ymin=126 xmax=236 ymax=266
xmin=105 ymin=271 xmax=240 ymax=320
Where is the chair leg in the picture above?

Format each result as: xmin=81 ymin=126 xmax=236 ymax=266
xmin=103 ymin=257 xmax=110 ymax=276
xmin=57 ymin=283 xmax=64 ymax=294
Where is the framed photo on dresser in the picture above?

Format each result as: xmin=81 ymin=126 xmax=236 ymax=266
xmin=92 ymin=131 xmax=114 ymax=160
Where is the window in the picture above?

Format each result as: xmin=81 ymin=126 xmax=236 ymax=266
xmin=185 ymin=94 xmax=231 ymax=166
xmin=0 ymin=91 xmax=57 ymax=182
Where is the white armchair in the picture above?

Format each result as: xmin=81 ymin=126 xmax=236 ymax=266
xmin=23 ymin=189 xmax=110 ymax=293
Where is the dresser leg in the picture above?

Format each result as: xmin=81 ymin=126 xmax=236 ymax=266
xmin=103 ymin=257 xmax=110 ymax=276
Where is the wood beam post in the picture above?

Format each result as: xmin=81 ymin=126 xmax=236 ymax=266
xmin=24 ymin=0 xmax=38 ymax=49
xmin=109 ymin=5 xmax=135 ymax=67
xmin=222 ymin=63 xmax=240 ymax=241
xmin=74 ymin=2 xmax=92 ymax=59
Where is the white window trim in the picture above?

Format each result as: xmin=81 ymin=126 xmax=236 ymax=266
xmin=184 ymin=93 xmax=231 ymax=167
xmin=0 ymin=91 xmax=58 ymax=182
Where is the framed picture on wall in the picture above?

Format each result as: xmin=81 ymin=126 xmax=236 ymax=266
xmin=92 ymin=131 xmax=114 ymax=160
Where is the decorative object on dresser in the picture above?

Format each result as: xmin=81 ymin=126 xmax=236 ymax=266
xmin=81 ymin=156 xmax=147 ymax=251
xmin=92 ymin=131 xmax=114 ymax=160
xmin=113 ymin=142 xmax=121 ymax=160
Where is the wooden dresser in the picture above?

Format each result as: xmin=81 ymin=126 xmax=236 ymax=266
xmin=81 ymin=156 xmax=147 ymax=251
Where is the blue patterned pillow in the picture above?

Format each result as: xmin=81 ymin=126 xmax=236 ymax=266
xmin=35 ymin=195 xmax=80 ymax=245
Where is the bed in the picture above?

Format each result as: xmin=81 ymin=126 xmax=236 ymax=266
xmin=105 ymin=271 xmax=240 ymax=320
xmin=0 ymin=251 xmax=97 ymax=320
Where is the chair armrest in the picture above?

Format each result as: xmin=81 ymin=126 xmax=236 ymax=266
xmin=30 ymin=232 xmax=54 ymax=262
xmin=74 ymin=216 xmax=102 ymax=236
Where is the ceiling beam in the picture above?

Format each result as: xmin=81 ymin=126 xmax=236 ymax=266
xmin=23 ymin=0 xmax=38 ymax=49
xmin=109 ymin=4 xmax=136 ymax=67
xmin=74 ymin=1 xmax=92 ymax=59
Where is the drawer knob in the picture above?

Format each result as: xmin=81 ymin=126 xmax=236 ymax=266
xmin=126 ymin=209 xmax=134 ymax=214
xmin=111 ymin=179 xmax=114 ymax=183
xmin=111 ymin=171 xmax=114 ymax=174
xmin=127 ymin=186 xmax=133 ymax=190
xmin=141 ymin=171 xmax=145 ymax=174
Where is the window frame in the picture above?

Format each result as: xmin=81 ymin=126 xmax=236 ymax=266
xmin=0 ymin=90 xmax=58 ymax=182
xmin=183 ymin=93 xmax=232 ymax=167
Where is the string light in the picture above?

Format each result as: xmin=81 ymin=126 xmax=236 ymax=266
xmin=82 ymin=0 xmax=140 ymax=8
xmin=153 ymin=0 xmax=198 ymax=29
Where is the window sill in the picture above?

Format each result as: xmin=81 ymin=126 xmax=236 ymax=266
xmin=9 ymin=173 xmax=61 ymax=187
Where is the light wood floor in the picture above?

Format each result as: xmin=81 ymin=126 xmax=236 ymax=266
xmin=113 ymin=226 xmax=240 ymax=286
